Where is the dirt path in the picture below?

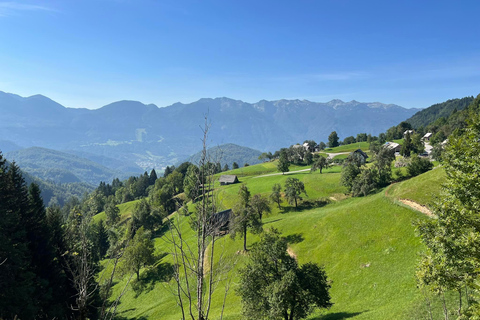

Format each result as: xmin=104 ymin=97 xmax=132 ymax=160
xmin=399 ymin=199 xmax=435 ymax=218
xmin=287 ymin=247 xmax=297 ymax=260
xmin=326 ymin=152 xmax=350 ymax=159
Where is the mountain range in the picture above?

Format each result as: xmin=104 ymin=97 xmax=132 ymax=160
xmin=0 ymin=91 xmax=420 ymax=171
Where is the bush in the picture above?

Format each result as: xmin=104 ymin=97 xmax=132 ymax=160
xmin=407 ymin=155 xmax=433 ymax=177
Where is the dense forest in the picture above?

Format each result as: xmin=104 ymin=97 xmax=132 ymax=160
xmin=405 ymin=96 xmax=474 ymax=128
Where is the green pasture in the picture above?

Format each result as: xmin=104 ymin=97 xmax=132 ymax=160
xmin=387 ymin=167 xmax=446 ymax=207
xmin=96 ymin=159 xmax=446 ymax=320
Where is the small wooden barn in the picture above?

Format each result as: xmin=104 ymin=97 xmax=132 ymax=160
xmin=208 ymin=209 xmax=232 ymax=235
xmin=384 ymin=142 xmax=402 ymax=153
xmin=350 ymin=149 xmax=369 ymax=164
xmin=219 ymin=175 xmax=239 ymax=185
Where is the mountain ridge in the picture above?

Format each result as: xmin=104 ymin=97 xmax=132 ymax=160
xmin=0 ymin=90 xmax=420 ymax=171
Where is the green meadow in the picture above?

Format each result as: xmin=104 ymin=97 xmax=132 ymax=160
xmin=97 ymin=158 xmax=442 ymax=320
xmin=387 ymin=166 xmax=446 ymax=207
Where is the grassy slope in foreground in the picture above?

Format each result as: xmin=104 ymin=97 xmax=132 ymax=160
xmin=386 ymin=167 xmax=446 ymax=208
xmin=108 ymin=185 xmax=427 ymax=319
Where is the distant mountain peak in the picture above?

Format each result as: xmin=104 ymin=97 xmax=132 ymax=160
xmin=326 ymin=99 xmax=346 ymax=108
xmin=98 ymin=100 xmax=158 ymax=113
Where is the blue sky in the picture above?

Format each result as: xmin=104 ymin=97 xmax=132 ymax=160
xmin=0 ymin=0 xmax=479 ymax=109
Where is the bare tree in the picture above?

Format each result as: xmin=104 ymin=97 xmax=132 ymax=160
xmin=63 ymin=208 xmax=99 ymax=320
xmin=164 ymin=116 xmax=237 ymax=320
xmin=64 ymin=205 xmax=134 ymax=320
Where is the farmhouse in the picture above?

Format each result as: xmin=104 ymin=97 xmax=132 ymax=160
xmin=208 ymin=209 xmax=232 ymax=235
xmin=423 ymin=132 xmax=433 ymax=141
xmin=404 ymin=130 xmax=415 ymax=136
xmin=350 ymin=149 xmax=369 ymax=164
xmin=384 ymin=142 xmax=402 ymax=153
xmin=219 ymin=175 xmax=239 ymax=185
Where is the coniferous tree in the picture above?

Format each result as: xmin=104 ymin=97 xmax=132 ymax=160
xmin=277 ymin=150 xmax=290 ymax=175
xmin=231 ymin=185 xmax=262 ymax=251
xmin=149 ymin=168 xmax=158 ymax=185
xmin=328 ymin=131 xmax=340 ymax=148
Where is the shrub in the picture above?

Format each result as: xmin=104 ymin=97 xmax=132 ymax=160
xmin=407 ymin=155 xmax=433 ymax=177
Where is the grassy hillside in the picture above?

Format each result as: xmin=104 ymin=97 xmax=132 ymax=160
xmin=324 ymin=142 xmax=370 ymax=153
xmin=219 ymin=160 xmax=309 ymax=178
xmin=185 ymin=143 xmax=263 ymax=168
xmin=97 ymin=159 xmax=440 ymax=320
xmin=322 ymin=139 xmax=402 ymax=154
xmin=386 ymin=167 xmax=446 ymax=207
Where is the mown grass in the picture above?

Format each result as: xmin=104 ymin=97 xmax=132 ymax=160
xmin=324 ymin=142 xmax=370 ymax=153
xmin=218 ymin=160 xmax=308 ymax=178
xmin=387 ymin=167 xmax=446 ymax=207
xmin=93 ymin=200 xmax=140 ymax=224
xmin=98 ymin=159 xmax=437 ymax=320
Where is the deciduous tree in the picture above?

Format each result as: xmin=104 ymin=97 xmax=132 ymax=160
xmin=284 ymin=177 xmax=307 ymax=209
xmin=416 ymin=111 xmax=480 ymax=318
xmin=237 ymin=229 xmax=332 ymax=320
xmin=250 ymin=194 xmax=271 ymax=220
xmin=311 ymin=155 xmax=330 ymax=174
xmin=122 ymin=227 xmax=155 ymax=281
xmin=270 ymin=183 xmax=283 ymax=209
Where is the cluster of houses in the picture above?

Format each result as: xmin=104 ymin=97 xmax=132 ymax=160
xmin=383 ymin=130 xmax=435 ymax=156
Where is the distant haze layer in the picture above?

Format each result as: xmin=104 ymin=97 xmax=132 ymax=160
xmin=0 ymin=91 xmax=419 ymax=170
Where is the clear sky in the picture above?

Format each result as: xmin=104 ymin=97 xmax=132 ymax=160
xmin=0 ymin=0 xmax=479 ymax=109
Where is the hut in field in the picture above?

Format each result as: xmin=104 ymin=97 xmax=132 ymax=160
xmin=208 ymin=209 xmax=232 ymax=235
xmin=384 ymin=142 xmax=402 ymax=153
xmin=219 ymin=175 xmax=239 ymax=185
xmin=350 ymin=149 xmax=369 ymax=164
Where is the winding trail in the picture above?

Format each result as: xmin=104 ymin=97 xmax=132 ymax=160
xmin=398 ymin=199 xmax=435 ymax=217
xmin=385 ymin=183 xmax=435 ymax=218
xmin=326 ymin=152 xmax=350 ymax=159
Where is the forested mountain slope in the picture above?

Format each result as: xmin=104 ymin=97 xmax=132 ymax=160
xmin=5 ymin=147 xmax=130 ymax=185
xmin=405 ymin=96 xmax=474 ymax=128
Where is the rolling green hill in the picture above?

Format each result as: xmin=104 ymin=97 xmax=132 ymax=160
xmin=386 ymin=167 xmax=446 ymax=208
xmin=96 ymin=159 xmax=446 ymax=320
xmin=185 ymin=143 xmax=263 ymax=168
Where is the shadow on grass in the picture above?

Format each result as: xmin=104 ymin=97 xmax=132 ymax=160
xmin=283 ymin=233 xmax=304 ymax=244
xmin=131 ymin=261 xmax=174 ymax=297
xmin=281 ymin=198 xmax=331 ymax=213
xmin=312 ymin=311 xmax=366 ymax=320
xmin=263 ymin=218 xmax=283 ymax=225
xmin=152 ymin=223 xmax=169 ymax=238
xmin=113 ymin=315 xmax=147 ymax=320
